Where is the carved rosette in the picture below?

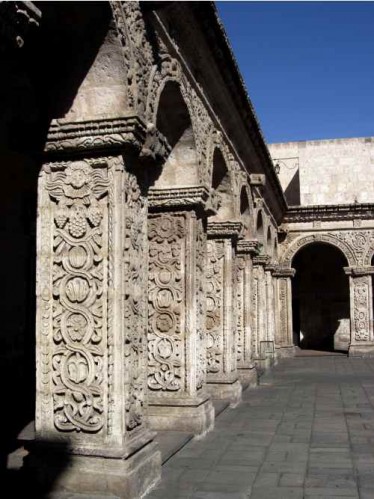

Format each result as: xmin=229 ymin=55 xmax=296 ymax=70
xmin=148 ymin=214 xmax=185 ymax=393
xmin=42 ymin=160 xmax=109 ymax=434
xmin=205 ymin=240 xmax=225 ymax=374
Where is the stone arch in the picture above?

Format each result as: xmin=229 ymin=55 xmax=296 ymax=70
xmin=255 ymin=209 xmax=265 ymax=252
xmin=210 ymin=145 xmax=235 ymax=221
xmin=153 ymin=79 xmax=199 ymax=187
xmin=281 ymin=233 xmax=357 ymax=267
xmin=239 ymin=185 xmax=252 ymax=238
xmin=146 ymin=53 xmax=212 ymax=185
xmin=266 ymin=225 xmax=273 ymax=257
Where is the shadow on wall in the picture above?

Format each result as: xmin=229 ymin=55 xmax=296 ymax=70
xmin=292 ymin=243 xmax=350 ymax=352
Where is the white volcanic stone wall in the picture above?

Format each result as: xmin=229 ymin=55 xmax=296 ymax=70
xmin=268 ymin=137 xmax=374 ymax=206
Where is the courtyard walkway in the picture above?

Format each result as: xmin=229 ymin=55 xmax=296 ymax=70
xmin=148 ymin=356 xmax=374 ymax=499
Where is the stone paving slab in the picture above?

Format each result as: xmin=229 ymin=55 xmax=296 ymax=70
xmin=147 ymin=356 xmax=374 ymax=498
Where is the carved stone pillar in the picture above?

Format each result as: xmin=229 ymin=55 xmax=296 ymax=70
xmin=265 ymin=265 xmax=277 ymax=363
xmin=252 ymin=255 xmax=271 ymax=367
xmin=236 ymin=240 xmax=259 ymax=386
xmin=206 ymin=221 xmax=242 ymax=407
xmin=273 ymin=267 xmax=296 ymax=358
xmin=345 ymin=266 xmax=374 ymax=357
xmin=146 ymin=187 xmax=214 ymax=436
xmin=31 ymin=118 xmax=161 ymax=498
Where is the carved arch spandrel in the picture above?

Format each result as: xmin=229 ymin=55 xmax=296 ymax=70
xmin=145 ymin=41 xmax=214 ymax=185
xmin=280 ymin=233 xmax=357 ymax=268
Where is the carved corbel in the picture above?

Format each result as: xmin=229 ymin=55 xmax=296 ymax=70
xmin=272 ymin=266 xmax=296 ymax=278
xmin=236 ymin=239 xmax=261 ymax=256
xmin=207 ymin=221 xmax=243 ymax=240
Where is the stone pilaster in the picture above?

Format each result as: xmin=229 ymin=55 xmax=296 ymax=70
xmin=252 ymin=255 xmax=271 ymax=367
xmin=206 ymin=221 xmax=243 ymax=407
xmin=236 ymin=240 xmax=260 ymax=386
xmin=345 ymin=266 xmax=374 ymax=357
xmin=146 ymin=187 xmax=214 ymax=436
xmin=31 ymin=117 xmax=161 ymax=498
xmin=265 ymin=264 xmax=277 ymax=363
xmin=273 ymin=267 xmax=296 ymax=358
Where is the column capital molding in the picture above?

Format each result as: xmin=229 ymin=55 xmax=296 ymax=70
xmin=252 ymin=255 xmax=271 ymax=267
xmin=272 ymin=266 xmax=296 ymax=278
xmin=207 ymin=221 xmax=243 ymax=239
xmin=45 ymin=116 xmax=171 ymax=161
xmin=148 ymin=186 xmax=214 ymax=213
xmin=236 ymin=239 xmax=261 ymax=255
xmin=344 ymin=266 xmax=374 ymax=276
xmin=0 ymin=1 xmax=41 ymax=49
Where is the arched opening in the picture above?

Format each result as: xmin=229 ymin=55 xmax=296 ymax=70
xmin=154 ymin=81 xmax=198 ymax=187
xmin=256 ymin=210 xmax=265 ymax=253
xmin=292 ymin=243 xmax=350 ymax=352
xmin=274 ymin=239 xmax=279 ymax=261
xmin=267 ymin=226 xmax=272 ymax=258
xmin=240 ymin=186 xmax=251 ymax=238
xmin=210 ymin=148 xmax=234 ymax=221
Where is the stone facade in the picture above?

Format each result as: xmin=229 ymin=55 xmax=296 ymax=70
xmin=2 ymin=2 xmax=374 ymax=498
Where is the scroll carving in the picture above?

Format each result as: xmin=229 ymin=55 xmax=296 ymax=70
xmin=236 ymin=256 xmax=245 ymax=365
xmin=148 ymin=214 xmax=186 ymax=392
xmin=46 ymin=160 xmax=109 ymax=433
xmin=123 ymin=172 xmax=147 ymax=432
xmin=353 ymin=276 xmax=370 ymax=341
xmin=195 ymin=218 xmax=207 ymax=390
xmin=206 ymin=240 xmax=225 ymax=373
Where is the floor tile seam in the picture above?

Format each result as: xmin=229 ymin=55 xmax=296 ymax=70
xmin=304 ymin=379 xmax=318 ymax=495
xmin=339 ymin=380 xmax=361 ymax=496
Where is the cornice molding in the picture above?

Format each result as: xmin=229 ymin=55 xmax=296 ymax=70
xmin=148 ymin=186 xmax=213 ymax=212
xmin=285 ymin=203 xmax=374 ymax=223
xmin=344 ymin=266 xmax=374 ymax=277
xmin=236 ymin=239 xmax=261 ymax=255
xmin=207 ymin=221 xmax=243 ymax=239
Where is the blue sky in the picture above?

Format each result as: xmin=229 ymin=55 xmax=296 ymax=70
xmin=217 ymin=1 xmax=374 ymax=143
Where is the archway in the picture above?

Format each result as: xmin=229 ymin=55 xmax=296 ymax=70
xmin=292 ymin=242 xmax=350 ymax=352
xmin=154 ymin=80 xmax=198 ymax=187
xmin=210 ymin=147 xmax=234 ymax=221
xmin=256 ymin=210 xmax=265 ymax=253
xmin=240 ymin=186 xmax=251 ymax=238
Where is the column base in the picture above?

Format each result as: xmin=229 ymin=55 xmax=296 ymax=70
xmin=238 ymin=367 xmax=258 ymax=387
xmin=349 ymin=344 xmax=374 ymax=358
xmin=148 ymin=397 xmax=214 ymax=437
xmin=25 ymin=440 xmax=161 ymax=498
xmin=275 ymin=346 xmax=296 ymax=358
xmin=206 ymin=379 xmax=242 ymax=408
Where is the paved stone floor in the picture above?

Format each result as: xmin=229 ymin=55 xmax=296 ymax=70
xmin=147 ymin=356 xmax=374 ymax=499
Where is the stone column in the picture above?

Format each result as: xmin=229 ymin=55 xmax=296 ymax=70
xmin=273 ymin=267 xmax=296 ymax=358
xmin=265 ymin=265 xmax=276 ymax=363
xmin=236 ymin=240 xmax=259 ymax=386
xmin=345 ymin=266 xmax=374 ymax=357
xmin=251 ymin=255 xmax=270 ymax=368
xmin=31 ymin=118 xmax=161 ymax=498
xmin=205 ymin=221 xmax=242 ymax=407
xmin=146 ymin=187 xmax=214 ymax=436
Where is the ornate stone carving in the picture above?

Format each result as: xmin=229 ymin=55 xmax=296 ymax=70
xmin=148 ymin=214 xmax=186 ymax=392
xmin=46 ymin=117 xmax=147 ymax=154
xmin=352 ymin=276 xmax=371 ymax=341
xmin=195 ymin=218 xmax=207 ymax=390
xmin=206 ymin=240 xmax=225 ymax=374
xmin=123 ymin=171 xmax=148 ymax=432
xmin=236 ymin=256 xmax=245 ymax=365
xmin=44 ymin=160 xmax=110 ymax=433
xmin=278 ymin=278 xmax=289 ymax=346
xmin=281 ymin=233 xmax=357 ymax=267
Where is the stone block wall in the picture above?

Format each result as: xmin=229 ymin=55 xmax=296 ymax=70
xmin=268 ymin=137 xmax=374 ymax=206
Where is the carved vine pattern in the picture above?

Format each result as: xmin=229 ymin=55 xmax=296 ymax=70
xmin=206 ymin=240 xmax=225 ymax=373
xmin=46 ymin=160 xmax=109 ymax=433
xmin=148 ymin=214 xmax=185 ymax=392
xmin=195 ymin=218 xmax=207 ymax=390
xmin=353 ymin=276 xmax=370 ymax=341
xmin=123 ymin=171 xmax=147 ymax=431
xmin=236 ymin=256 xmax=245 ymax=365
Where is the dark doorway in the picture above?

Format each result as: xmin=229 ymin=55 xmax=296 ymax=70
xmin=292 ymin=243 xmax=350 ymax=352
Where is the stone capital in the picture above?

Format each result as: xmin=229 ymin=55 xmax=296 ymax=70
xmin=148 ymin=186 xmax=212 ymax=214
xmin=272 ymin=266 xmax=296 ymax=278
xmin=236 ymin=239 xmax=261 ymax=255
xmin=344 ymin=266 xmax=374 ymax=277
xmin=252 ymin=255 xmax=271 ymax=267
xmin=45 ymin=116 xmax=148 ymax=156
xmin=207 ymin=221 xmax=243 ymax=239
